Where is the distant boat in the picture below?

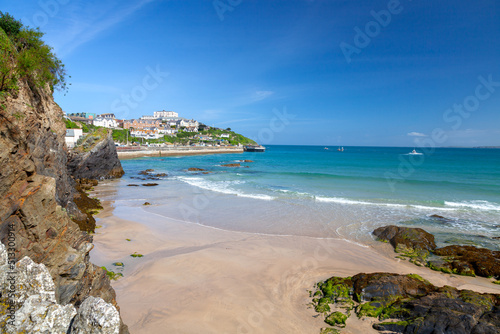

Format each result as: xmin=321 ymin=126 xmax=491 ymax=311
xmin=244 ymin=145 xmax=265 ymax=152
xmin=337 ymin=147 xmax=344 ymax=152
xmin=408 ymin=149 xmax=423 ymax=155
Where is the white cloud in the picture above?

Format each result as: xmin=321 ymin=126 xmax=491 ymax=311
xmin=407 ymin=132 xmax=427 ymax=137
xmin=253 ymin=90 xmax=274 ymax=102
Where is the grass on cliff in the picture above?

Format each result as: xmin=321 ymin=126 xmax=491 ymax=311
xmin=74 ymin=127 xmax=109 ymax=153
xmin=0 ymin=12 xmax=68 ymax=96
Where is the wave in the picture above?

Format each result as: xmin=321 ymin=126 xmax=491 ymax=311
xmin=444 ymin=200 xmax=500 ymax=211
xmin=315 ymin=196 xmax=456 ymax=211
xmin=177 ymin=176 xmax=275 ymax=201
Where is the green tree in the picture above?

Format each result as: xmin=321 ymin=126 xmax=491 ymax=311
xmin=0 ymin=12 xmax=22 ymax=38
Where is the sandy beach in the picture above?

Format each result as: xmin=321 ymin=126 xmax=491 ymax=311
xmin=117 ymin=147 xmax=244 ymax=159
xmin=89 ymin=182 xmax=500 ymax=334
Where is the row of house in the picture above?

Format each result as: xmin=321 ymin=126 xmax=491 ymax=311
xmin=66 ymin=109 xmax=204 ymax=143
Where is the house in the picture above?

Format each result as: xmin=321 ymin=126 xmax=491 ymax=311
xmin=123 ymin=119 xmax=161 ymax=129
xmin=67 ymin=116 xmax=93 ymax=125
xmin=65 ymin=129 xmax=83 ymax=148
xmin=99 ymin=113 xmax=116 ymax=119
xmin=67 ymin=112 xmax=96 ymax=120
xmin=130 ymin=127 xmax=162 ymax=140
xmin=93 ymin=116 xmax=118 ymax=128
xmin=219 ymin=133 xmax=230 ymax=138
xmin=154 ymin=110 xmax=178 ymax=118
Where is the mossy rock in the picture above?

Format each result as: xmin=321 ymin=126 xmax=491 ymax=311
xmin=130 ymin=252 xmax=144 ymax=258
xmin=325 ymin=311 xmax=348 ymax=327
xmin=314 ymin=297 xmax=331 ymax=313
xmin=113 ymin=262 xmax=124 ymax=267
xmin=320 ymin=328 xmax=340 ymax=334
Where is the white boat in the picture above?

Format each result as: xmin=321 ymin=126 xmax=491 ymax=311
xmin=408 ymin=149 xmax=423 ymax=155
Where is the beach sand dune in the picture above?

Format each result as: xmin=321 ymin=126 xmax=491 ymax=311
xmin=91 ymin=186 xmax=500 ymax=334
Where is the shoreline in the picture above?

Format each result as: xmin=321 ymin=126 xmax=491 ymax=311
xmin=90 ymin=181 xmax=500 ymax=334
xmin=117 ymin=146 xmax=244 ymax=159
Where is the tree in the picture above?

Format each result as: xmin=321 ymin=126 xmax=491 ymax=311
xmin=0 ymin=12 xmax=22 ymax=38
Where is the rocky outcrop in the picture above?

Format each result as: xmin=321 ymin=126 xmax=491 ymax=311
xmin=373 ymin=225 xmax=436 ymax=252
xmin=0 ymin=244 xmax=121 ymax=333
xmin=311 ymin=272 xmax=500 ymax=334
xmin=67 ymin=129 xmax=124 ymax=180
xmin=373 ymin=226 xmax=500 ymax=279
xmin=221 ymin=163 xmax=240 ymax=167
xmin=0 ymin=81 xmax=128 ymax=332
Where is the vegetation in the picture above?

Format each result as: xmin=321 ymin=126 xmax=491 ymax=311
xmin=101 ymin=266 xmax=123 ymax=280
xmin=64 ymin=118 xmax=80 ymax=129
xmin=130 ymin=252 xmax=143 ymax=258
xmin=0 ymin=12 xmax=69 ymax=95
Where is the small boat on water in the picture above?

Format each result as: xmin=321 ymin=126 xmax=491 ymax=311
xmin=408 ymin=149 xmax=423 ymax=155
xmin=244 ymin=145 xmax=265 ymax=152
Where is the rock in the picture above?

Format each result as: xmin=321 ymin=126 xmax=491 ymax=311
xmin=126 ymin=184 xmax=139 ymax=187
xmin=244 ymin=160 xmax=254 ymax=162
xmin=311 ymin=273 xmax=500 ymax=334
xmin=152 ymin=173 xmax=167 ymax=177
xmin=433 ymin=245 xmax=500 ymax=279
xmin=72 ymin=179 xmax=103 ymax=232
xmin=373 ymin=225 xmax=436 ymax=252
xmin=70 ymin=296 xmax=121 ymax=334
xmin=188 ymin=168 xmax=205 ymax=171
xmin=143 ymin=202 xmax=151 ymax=206
xmin=221 ymin=163 xmax=240 ymax=167
xmin=138 ymin=169 xmax=154 ymax=175
xmin=67 ymin=129 xmax=125 ymax=180
xmin=142 ymin=183 xmax=158 ymax=187
xmin=5 ymin=294 xmax=77 ymax=334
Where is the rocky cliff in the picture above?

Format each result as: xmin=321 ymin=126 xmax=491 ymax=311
xmin=0 ymin=80 xmax=128 ymax=332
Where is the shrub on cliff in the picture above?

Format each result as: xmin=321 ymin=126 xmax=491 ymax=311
xmin=0 ymin=11 xmax=68 ymax=94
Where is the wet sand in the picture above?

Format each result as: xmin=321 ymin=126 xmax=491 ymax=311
xmin=90 ymin=184 xmax=500 ymax=334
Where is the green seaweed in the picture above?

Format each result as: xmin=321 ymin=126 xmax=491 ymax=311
xmin=325 ymin=311 xmax=348 ymax=327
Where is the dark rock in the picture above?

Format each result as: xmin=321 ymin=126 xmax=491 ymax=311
xmin=244 ymin=160 xmax=254 ymax=162
xmin=138 ymin=169 xmax=154 ymax=175
xmin=127 ymin=184 xmax=139 ymax=187
xmin=222 ymin=163 xmax=240 ymax=167
xmin=311 ymin=273 xmax=500 ymax=334
xmin=143 ymin=202 xmax=151 ymax=206
xmin=188 ymin=167 xmax=205 ymax=171
xmin=153 ymin=173 xmax=167 ymax=177
xmin=373 ymin=225 xmax=436 ymax=251
xmin=67 ymin=129 xmax=125 ymax=180
xmin=142 ymin=183 xmax=159 ymax=187
xmin=434 ymin=245 xmax=500 ymax=279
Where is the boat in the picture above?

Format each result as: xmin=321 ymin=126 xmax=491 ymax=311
xmin=408 ymin=149 xmax=423 ymax=155
xmin=244 ymin=145 xmax=265 ymax=152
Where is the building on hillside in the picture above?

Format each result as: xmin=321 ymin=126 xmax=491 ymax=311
xmin=93 ymin=116 xmax=118 ymax=128
xmin=99 ymin=113 xmax=116 ymax=119
xmin=154 ymin=110 xmax=178 ymax=118
xmin=140 ymin=115 xmax=158 ymax=120
xmin=130 ymin=127 xmax=162 ymax=140
xmin=67 ymin=116 xmax=93 ymax=125
xmin=67 ymin=112 xmax=96 ymax=119
xmin=219 ymin=133 xmax=230 ymax=138
xmin=158 ymin=127 xmax=178 ymax=135
xmin=123 ymin=119 xmax=161 ymax=129
xmin=65 ymin=129 xmax=83 ymax=148
xmin=115 ymin=119 xmax=124 ymax=128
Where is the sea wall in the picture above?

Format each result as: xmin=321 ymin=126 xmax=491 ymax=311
xmin=0 ymin=80 xmax=128 ymax=332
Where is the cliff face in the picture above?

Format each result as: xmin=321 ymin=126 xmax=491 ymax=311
xmin=0 ymin=81 xmax=128 ymax=332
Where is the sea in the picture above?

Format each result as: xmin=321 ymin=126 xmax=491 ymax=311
xmin=110 ymin=146 xmax=500 ymax=250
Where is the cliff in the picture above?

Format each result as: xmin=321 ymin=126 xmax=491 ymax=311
xmin=0 ymin=80 xmax=128 ymax=332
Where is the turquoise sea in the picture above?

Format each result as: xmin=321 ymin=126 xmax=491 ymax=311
xmin=113 ymin=146 xmax=500 ymax=250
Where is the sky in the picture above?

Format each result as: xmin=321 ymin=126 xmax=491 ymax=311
xmin=2 ymin=0 xmax=500 ymax=146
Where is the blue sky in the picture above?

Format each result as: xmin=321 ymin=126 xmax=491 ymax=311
xmin=3 ymin=0 xmax=500 ymax=146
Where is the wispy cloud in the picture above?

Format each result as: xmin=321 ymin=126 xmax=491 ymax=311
xmin=252 ymin=90 xmax=274 ymax=102
xmin=407 ymin=132 xmax=427 ymax=137
xmin=50 ymin=0 xmax=157 ymax=57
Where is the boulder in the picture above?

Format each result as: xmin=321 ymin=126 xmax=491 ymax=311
xmin=71 ymin=296 xmax=121 ymax=334
xmin=433 ymin=245 xmax=500 ymax=279
xmin=373 ymin=225 xmax=436 ymax=252
xmin=221 ymin=163 xmax=240 ymax=167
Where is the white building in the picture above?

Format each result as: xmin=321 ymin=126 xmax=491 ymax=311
xmin=65 ymin=129 xmax=83 ymax=148
xmin=154 ymin=110 xmax=178 ymax=118
xmin=93 ymin=116 xmax=118 ymax=128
